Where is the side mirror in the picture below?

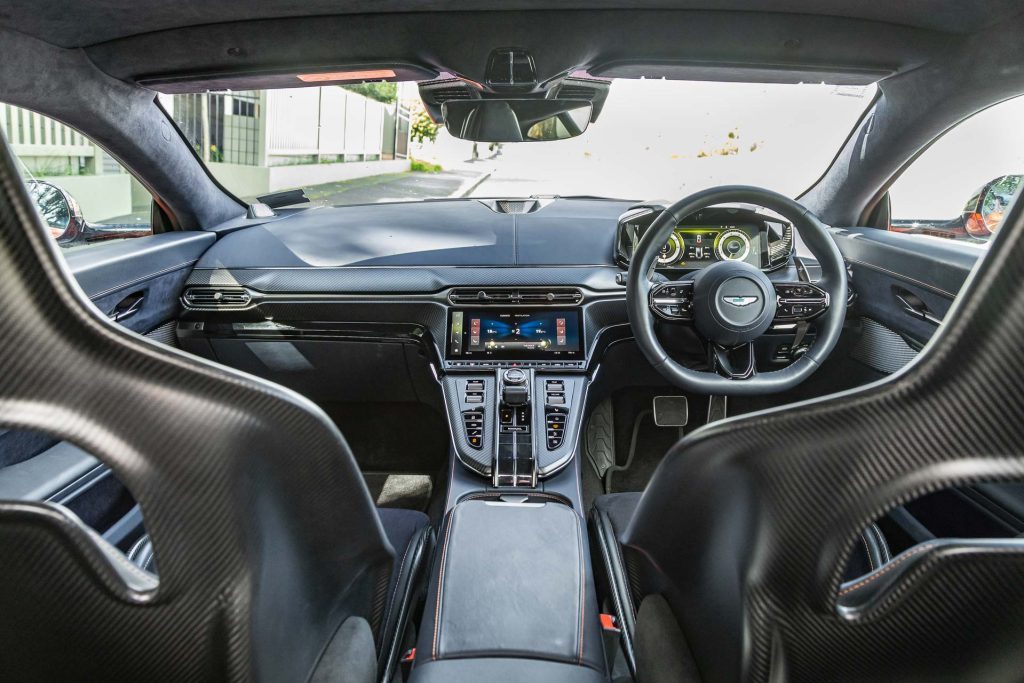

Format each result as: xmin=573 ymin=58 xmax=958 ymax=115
xmin=26 ymin=180 xmax=86 ymax=242
xmin=442 ymin=99 xmax=593 ymax=143
xmin=962 ymin=174 xmax=1023 ymax=238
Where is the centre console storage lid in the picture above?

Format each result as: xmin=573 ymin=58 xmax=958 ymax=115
xmin=413 ymin=499 xmax=605 ymax=677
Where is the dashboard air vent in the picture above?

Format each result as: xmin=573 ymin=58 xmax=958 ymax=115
xmin=448 ymin=288 xmax=583 ymax=305
xmin=182 ymin=287 xmax=252 ymax=308
xmin=497 ymin=200 xmax=535 ymax=214
xmin=477 ymin=198 xmax=550 ymax=214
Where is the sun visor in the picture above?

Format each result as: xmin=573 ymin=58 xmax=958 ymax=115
xmin=139 ymin=63 xmax=438 ymax=94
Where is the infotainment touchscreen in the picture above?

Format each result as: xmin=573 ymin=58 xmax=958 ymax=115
xmin=449 ymin=309 xmax=582 ymax=360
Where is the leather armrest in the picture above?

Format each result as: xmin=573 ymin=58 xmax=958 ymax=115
xmin=414 ymin=499 xmax=605 ymax=673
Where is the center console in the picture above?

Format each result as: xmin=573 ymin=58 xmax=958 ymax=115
xmin=416 ymin=291 xmax=609 ymax=681
xmin=442 ymin=301 xmax=590 ymax=483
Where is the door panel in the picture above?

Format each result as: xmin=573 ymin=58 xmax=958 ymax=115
xmin=66 ymin=231 xmax=215 ymax=335
xmin=832 ymin=227 xmax=978 ymax=347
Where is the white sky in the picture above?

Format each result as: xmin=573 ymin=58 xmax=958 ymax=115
xmin=415 ymin=79 xmax=1024 ymax=220
xmin=419 ymin=79 xmax=877 ymax=200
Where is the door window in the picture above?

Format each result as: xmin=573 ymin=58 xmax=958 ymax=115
xmin=1 ymin=102 xmax=153 ymax=251
xmin=888 ymin=95 xmax=1024 ymax=244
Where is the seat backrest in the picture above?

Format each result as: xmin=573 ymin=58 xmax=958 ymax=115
xmin=0 ymin=133 xmax=392 ymax=679
xmin=624 ymin=191 xmax=1024 ymax=681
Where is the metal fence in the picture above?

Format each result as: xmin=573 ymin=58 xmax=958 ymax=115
xmin=0 ymin=103 xmax=95 ymax=172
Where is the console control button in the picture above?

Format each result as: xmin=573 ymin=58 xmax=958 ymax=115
xmin=462 ymin=409 xmax=485 ymax=450
xmin=503 ymin=368 xmax=528 ymax=385
xmin=545 ymin=409 xmax=567 ymax=449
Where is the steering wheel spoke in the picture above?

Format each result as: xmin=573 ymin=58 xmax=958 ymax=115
xmin=772 ymin=281 xmax=830 ymax=323
xmin=709 ymin=341 xmax=757 ymax=380
xmin=649 ymin=280 xmax=695 ymax=322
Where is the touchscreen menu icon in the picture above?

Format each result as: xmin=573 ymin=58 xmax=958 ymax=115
xmin=556 ymin=317 xmax=566 ymax=346
xmin=451 ymin=311 xmax=463 ymax=355
xmin=470 ymin=317 xmax=481 ymax=347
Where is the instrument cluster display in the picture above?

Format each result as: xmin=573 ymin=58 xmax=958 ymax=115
xmin=655 ymin=225 xmax=759 ymax=269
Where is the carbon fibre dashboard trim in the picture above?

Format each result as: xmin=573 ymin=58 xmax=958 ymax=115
xmin=178 ymin=289 xmax=629 ymax=373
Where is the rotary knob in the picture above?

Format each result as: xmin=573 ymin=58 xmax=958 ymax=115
xmin=503 ymin=368 xmax=528 ymax=385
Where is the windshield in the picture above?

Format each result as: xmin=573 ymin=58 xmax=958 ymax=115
xmin=168 ymin=79 xmax=876 ymax=208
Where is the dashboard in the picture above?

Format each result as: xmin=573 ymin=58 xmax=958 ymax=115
xmin=180 ymin=198 xmax=802 ymax=378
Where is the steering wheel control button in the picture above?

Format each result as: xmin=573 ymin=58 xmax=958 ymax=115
xmin=773 ymin=282 xmax=829 ymax=322
xmin=649 ymin=281 xmax=694 ymax=321
xmin=691 ymin=261 xmax=777 ymax=346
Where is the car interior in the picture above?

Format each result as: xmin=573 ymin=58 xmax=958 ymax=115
xmin=1 ymin=2 xmax=1024 ymax=682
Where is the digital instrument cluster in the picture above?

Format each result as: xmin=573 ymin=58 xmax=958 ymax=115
xmin=655 ymin=225 xmax=758 ymax=269
xmin=616 ymin=205 xmax=789 ymax=272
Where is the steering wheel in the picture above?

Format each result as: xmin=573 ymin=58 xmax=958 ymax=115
xmin=627 ymin=186 xmax=847 ymax=395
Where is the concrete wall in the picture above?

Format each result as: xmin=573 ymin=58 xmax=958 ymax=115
xmin=208 ymin=158 xmax=410 ymax=199
xmin=44 ymin=173 xmax=133 ymax=222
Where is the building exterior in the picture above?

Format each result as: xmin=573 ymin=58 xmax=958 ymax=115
xmin=1 ymin=85 xmax=412 ymax=221
xmin=168 ymin=87 xmax=412 ymax=198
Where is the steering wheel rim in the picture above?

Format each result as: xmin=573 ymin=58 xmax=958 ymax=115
xmin=627 ymin=185 xmax=848 ymax=395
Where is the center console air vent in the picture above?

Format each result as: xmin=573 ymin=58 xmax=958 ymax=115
xmin=182 ymin=287 xmax=252 ymax=309
xmin=448 ymin=288 xmax=583 ymax=305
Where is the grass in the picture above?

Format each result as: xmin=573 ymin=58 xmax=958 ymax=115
xmin=410 ymin=158 xmax=443 ymax=173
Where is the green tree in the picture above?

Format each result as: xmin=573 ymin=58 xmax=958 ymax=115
xmin=410 ymin=101 xmax=440 ymax=144
xmin=342 ymin=82 xmax=398 ymax=104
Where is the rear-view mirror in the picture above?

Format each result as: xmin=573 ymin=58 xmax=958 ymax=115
xmin=442 ymin=99 xmax=593 ymax=143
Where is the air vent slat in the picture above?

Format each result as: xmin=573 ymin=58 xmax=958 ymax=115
xmin=448 ymin=288 xmax=583 ymax=305
xmin=557 ymin=86 xmax=596 ymax=99
xmin=183 ymin=287 xmax=252 ymax=309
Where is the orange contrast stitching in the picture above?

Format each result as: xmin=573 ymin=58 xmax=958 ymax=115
xmin=838 ymin=542 xmax=937 ymax=596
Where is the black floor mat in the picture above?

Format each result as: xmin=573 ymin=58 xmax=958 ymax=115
xmin=320 ymin=401 xmax=448 ymax=475
xmin=363 ymin=473 xmax=433 ymax=511
xmin=605 ymin=411 xmax=682 ymax=493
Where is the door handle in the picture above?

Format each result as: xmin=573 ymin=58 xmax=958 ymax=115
xmin=893 ymin=287 xmax=941 ymax=326
xmin=108 ymin=291 xmax=145 ymax=322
